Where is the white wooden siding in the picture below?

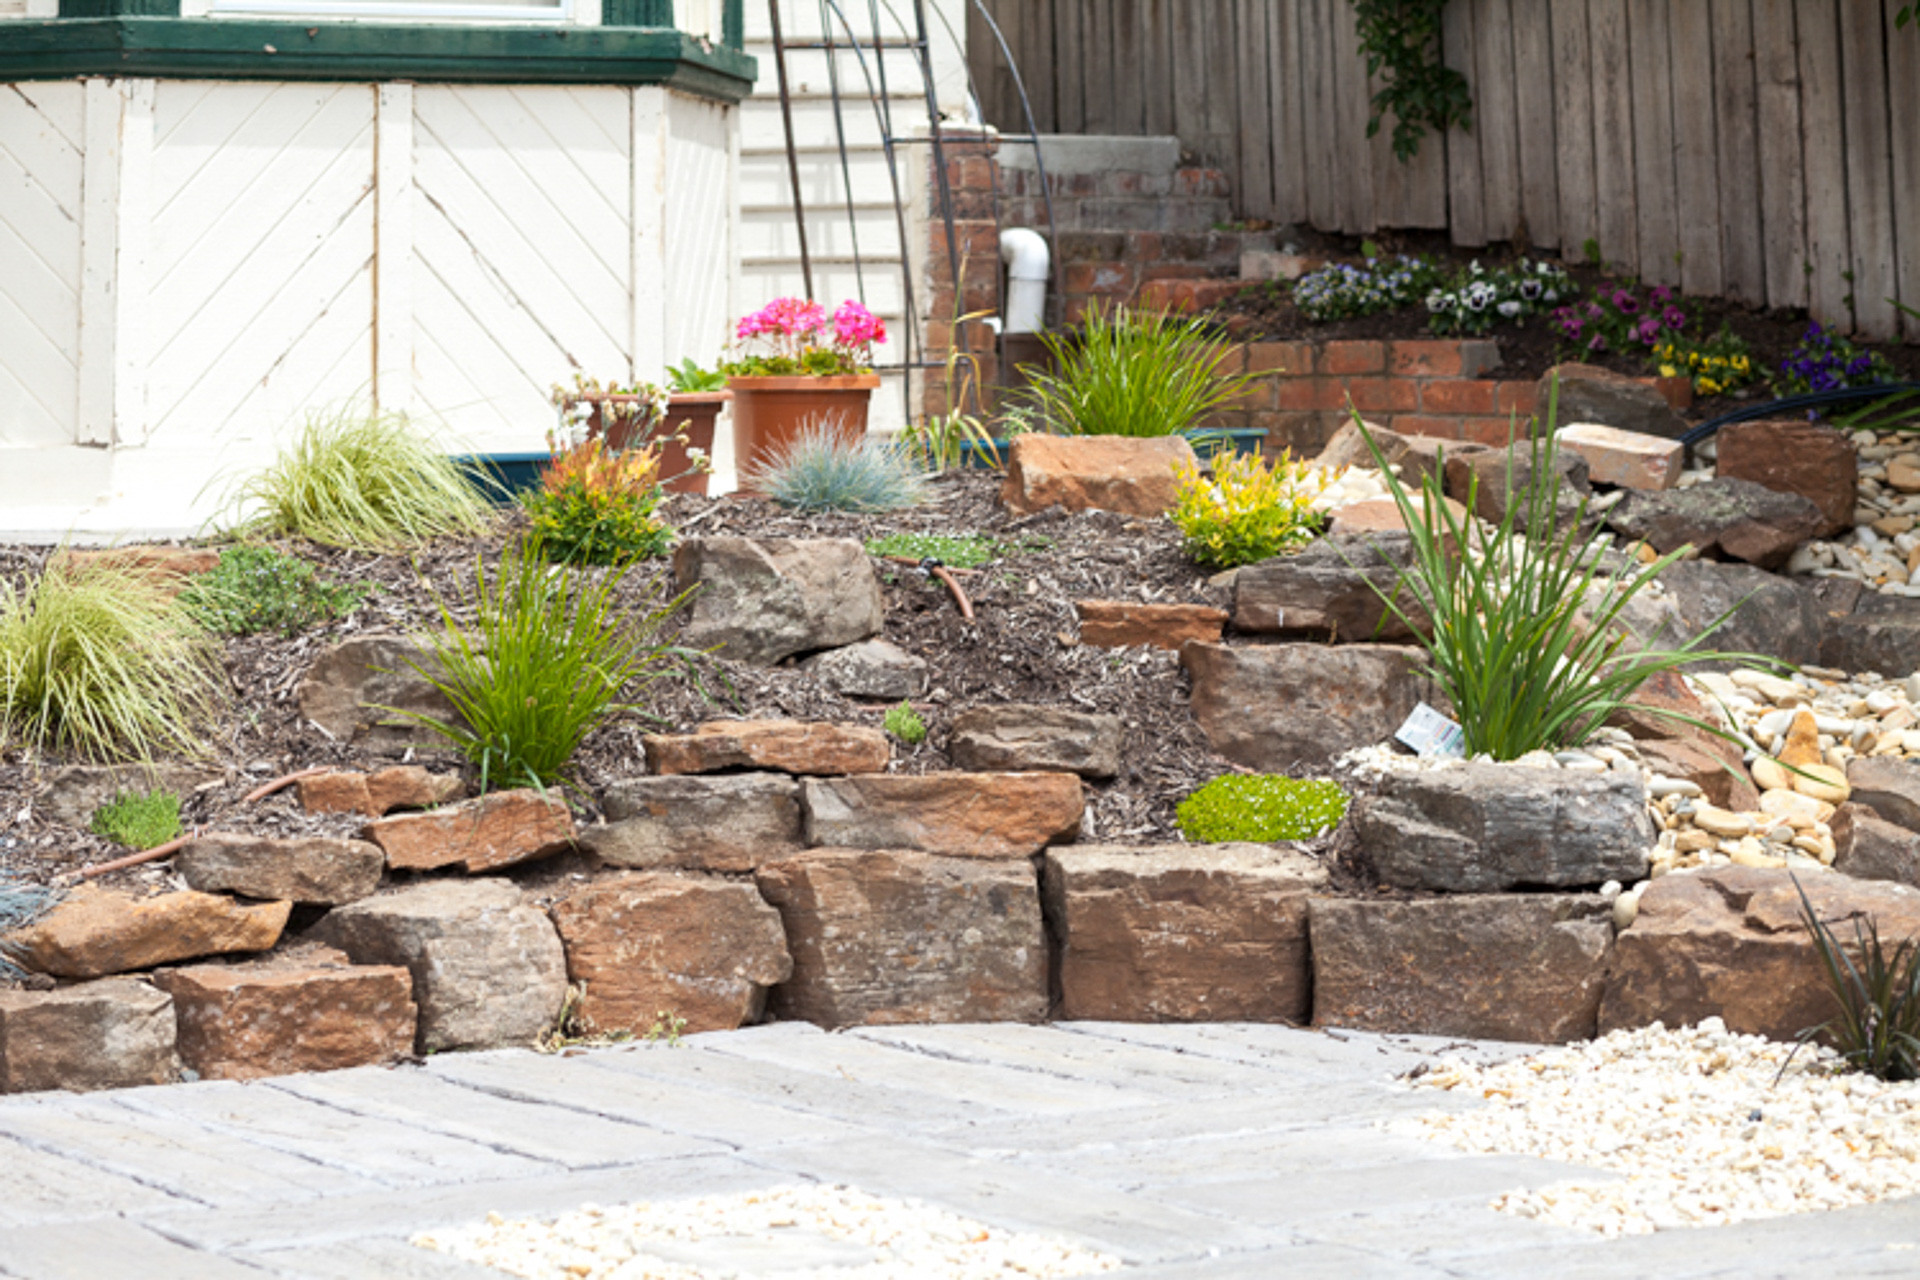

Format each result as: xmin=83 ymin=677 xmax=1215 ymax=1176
xmin=0 ymin=83 xmax=83 ymax=451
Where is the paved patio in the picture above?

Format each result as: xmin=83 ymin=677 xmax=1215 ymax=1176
xmin=0 ymin=1020 xmax=1916 ymax=1278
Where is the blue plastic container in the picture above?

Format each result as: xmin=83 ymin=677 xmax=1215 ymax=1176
xmin=452 ymin=453 xmax=551 ymax=505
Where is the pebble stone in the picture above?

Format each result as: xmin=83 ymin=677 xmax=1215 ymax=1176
xmin=1784 ymin=430 xmax=1920 ymax=595
xmin=411 ymin=1184 xmax=1123 ymax=1279
xmin=1397 ymin=1020 xmax=1920 ymax=1238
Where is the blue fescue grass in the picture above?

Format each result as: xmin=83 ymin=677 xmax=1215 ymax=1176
xmin=748 ymin=418 xmax=930 ymax=513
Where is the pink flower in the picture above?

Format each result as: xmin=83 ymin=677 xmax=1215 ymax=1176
xmin=1663 ymin=307 xmax=1687 ymax=330
xmin=1650 ymin=285 xmax=1674 ymax=305
xmin=832 ymin=300 xmax=887 ymax=349
xmin=1611 ymin=289 xmax=1639 ymax=314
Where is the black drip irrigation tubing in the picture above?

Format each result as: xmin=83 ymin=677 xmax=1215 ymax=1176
xmin=1678 ymin=382 xmax=1920 ymax=464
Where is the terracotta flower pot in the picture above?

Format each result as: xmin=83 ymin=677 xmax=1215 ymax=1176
xmin=564 ymin=392 xmax=726 ymax=497
xmin=727 ymin=374 xmax=881 ymax=493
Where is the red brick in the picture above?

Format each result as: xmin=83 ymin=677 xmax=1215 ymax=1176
xmin=1460 ymin=416 xmax=1525 ymax=447
xmin=1188 ymin=280 xmax=1242 ymax=309
xmin=1388 ymin=340 xmax=1467 ymax=377
xmin=1344 ymin=377 xmax=1421 ymax=414
xmin=1458 ymin=340 xmax=1503 ymax=378
xmin=1226 ymin=378 xmax=1277 ymax=412
xmin=1064 ymin=261 xmax=1133 ymax=295
xmin=1277 ymin=378 xmax=1349 ymax=412
xmin=1388 ymin=414 xmax=1465 ymax=441
xmin=1319 ymin=341 xmax=1386 ymax=376
xmin=1124 ymin=231 xmax=1163 ymax=261
xmin=1497 ymin=381 xmax=1540 ymax=415
xmin=1172 ymin=167 xmax=1230 ymax=197
xmin=1141 ymin=262 xmax=1208 ymax=281
xmin=1651 ymin=375 xmax=1694 ymax=410
xmin=1246 ymin=341 xmax=1309 ymax=375
xmin=1255 ymin=411 xmax=1341 ymax=455
xmin=1420 ymin=379 xmax=1500 ymax=415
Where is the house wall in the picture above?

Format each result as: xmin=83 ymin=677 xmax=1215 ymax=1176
xmin=0 ymin=77 xmax=738 ymax=539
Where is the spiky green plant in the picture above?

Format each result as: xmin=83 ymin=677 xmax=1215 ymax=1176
xmin=1795 ymin=876 xmax=1920 ymax=1082
xmin=1019 ymin=304 xmax=1255 ymax=438
xmin=1352 ymin=389 xmax=1782 ymax=760
xmin=0 ymin=557 xmax=223 ymax=761
xmin=391 ymin=535 xmax=694 ymax=790
xmin=748 ymin=418 xmax=929 ymax=513
xmin=220 ymin=407 xmax=493 ymax=550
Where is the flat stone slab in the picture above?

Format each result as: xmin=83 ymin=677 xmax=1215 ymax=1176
xmin=2 ymin=886 xmax=289 ymax=980
xmin=800 ymin=772 xmax=1083 ymax=858
xmin=365 ymin=789 xmax=575 ymax=874
xmin=586 ymin=773 xmax=804 ymax=872
xmin=176 ymin=832 xmax=384 ymax=906
xmin=642 ymin=719 xmax=890 ymax=776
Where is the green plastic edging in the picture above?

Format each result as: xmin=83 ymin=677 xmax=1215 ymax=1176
xmin=0 ymin=16 xmax=756 ymax=98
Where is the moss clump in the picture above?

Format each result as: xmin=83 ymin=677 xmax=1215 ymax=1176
xmin=89 ymin=790 xmax=183 ymax=850
xmin=1175 ymin=774 xmax=1348 ymax=843
xmin=883 ymin=700 xmax=926 ymax=745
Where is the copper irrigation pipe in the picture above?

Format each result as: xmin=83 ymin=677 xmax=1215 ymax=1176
xmin=242 ymin=765 xmax=329 ymax=804
xmin=878 ymin=554 xmax=976 ymax=620
xmin=76 ymin=827 xmax=200 ymax=880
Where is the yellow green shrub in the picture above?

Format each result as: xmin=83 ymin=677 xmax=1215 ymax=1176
xmin=1169 ymin=450 xmax=1329 ymax=569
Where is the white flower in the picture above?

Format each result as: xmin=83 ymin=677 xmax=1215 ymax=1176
xmin=1498 ymin=300 xmax=1523 ymax=317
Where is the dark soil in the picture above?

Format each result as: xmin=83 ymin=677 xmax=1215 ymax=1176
xmin=0 ymin=473 xmax=1253 ymax=904
xmin=1214 ymin=227 xmax=1920 ymax=421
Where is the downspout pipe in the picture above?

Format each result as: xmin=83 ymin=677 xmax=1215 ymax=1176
xmin=999 ymin=227 xmax=1050 ymax=335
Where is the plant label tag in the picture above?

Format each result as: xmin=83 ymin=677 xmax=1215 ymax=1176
xmin=1396 ymin=703 xmax=1466 ymax=758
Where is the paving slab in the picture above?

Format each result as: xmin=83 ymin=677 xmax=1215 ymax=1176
xmin=0 ymin=1219 xmax=273 ymax=1279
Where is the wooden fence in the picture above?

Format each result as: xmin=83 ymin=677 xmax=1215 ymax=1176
xmin=968 ymin=0 xmax=1920 ymax=340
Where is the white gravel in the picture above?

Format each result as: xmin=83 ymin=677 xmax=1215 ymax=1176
xmin=1394 ymin=1020 xmax=1920 ymax=1237
xmin=411 ymin=1184 xmax=1122 ymax=1279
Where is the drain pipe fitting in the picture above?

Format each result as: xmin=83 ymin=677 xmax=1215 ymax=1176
xmin=999 ymin=227 xmax=1050 ymax=335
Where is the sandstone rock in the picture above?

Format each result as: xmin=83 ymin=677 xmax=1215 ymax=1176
xmin=1832 ymin=803 xmax=1920 ymax=887
xmin=1312 ymin=895 xmax=1614 ymax=1043
xmin=295 ymin=634 xmax=462 ymax=751
xmin=0 ymin=979 xmax=177 ymax=1093
xmin=1820 ymin=594 xmax=1920 ymax=678
xmin=1606 ymin=670 xmax=1746 ymax=776
xmin=1445 ymin=443 xmax=1591 ymax=527
xmin=297 ymin=767 xmax=463 ymax=818
xmin=548 ymin=874 xmax=792 ymax=1035
xmin=1395 ymin=435 xmax=1491 ymax=493
xmin=1847 ymin=756 xmax=1920 ymax=833
xmin=1000 ymin=434 xmax=1198 ymax=518
xmin=1043 ymin=844 xmax=1326 ymax=1022
xmin=1074 ymin=601 xmax=1227 ymax=650
xmin=1607 ymin=478 xmax=1824 ymax=570
xmin=948 ymin=705 xmax=1123 ymax=778
xmin=1715 ymin=418 xmax=1858 ymax=537
xmin=39 ymin=764 xmax=222 ymax=830
xmin=1355 ymin=764 xmax=1653 ymax=892
xmin=586 ymin=774 xmax=803 ymax=872
xmin=310 ymin=879 xmax=567 ymax=1052
xmin=1634 ymin=738 xmax=1760 ymax=812
xmin=1540 ymin=363 xmax=1687 ymax=439
xmin=1314 ymin=419 xmax=1409 ymax=472
xmin=1181 ymin=641 xmax=1432 ymax=773
xmin=1327 ymin=494 xmax=1471 ymax=536
xmin=1230 ymin=534 xmax=1424 ymax=642
xmin=1557 ymin=422 xmax=1684 ymax=490
xmin=2 ymin=886 xmax=289 ymax=979
xmin=176 ymin=832 xmax=384 ymax=906
xmin=55 ymin=546 xmax=219 ymax=599
xmin=755 ymin=849 xmax=1046 ymax=1028
xmin=673 ymin=537 xmax=884 ymax=666
xmin=153 ymin=952 xmax=415 ymax=1081
xmin=801 ymin=639 xmax=929 ymax=700
xmin=1599 ymin=866 xmax=1920 ymax=1041
xmin=1645 ymin=561 xmax=1823 ymax=669
xmin=365 ymin=789 xmax=574 ymax=874
xmin=801 ymin=773 xmax=1083 ymax=858
xmin=643 ymin=720 xmax=889 ymax=777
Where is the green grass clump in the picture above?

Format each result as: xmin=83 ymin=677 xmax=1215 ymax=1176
xmin=222 ymin=408 xmax=493 ymax=550
xmin=883 ymin=700 xmax=926 ymax=745
xmin=89 ymin=790 xmax=183 ymax=850
xmin=749 ymin=419 xmax=929 ymax=513
xmin=1019 ymin=305 xmax=1255 ymax=437
xmin=393 ymin=535 xmax=694 ymax=790
xmin=1796 ymin=877 xmax=1920 ymax=1081
xmin=864 ymin=532 xmax=1004 ymax=569
xmin=1176 ymin=775 xmax=1349 ymax=843
xmin=179 ymin=545 xmax=369 ymax=636
xmin=0 ymin=558 xmax=223 ymax=762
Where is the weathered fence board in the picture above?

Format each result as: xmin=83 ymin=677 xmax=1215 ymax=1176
xmin=971 ymin=0 xmax=1919 ymax=338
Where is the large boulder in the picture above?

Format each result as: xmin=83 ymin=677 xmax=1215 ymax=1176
xmin=585 ymin=774 xmax=805 ymax=873
xmin=801 ymin=639 xmax=929 ymax=700
xmin=1354 ymin=764 xmax=1653 ymax=892
xmin=1539 ymin=363 xmax=1687 ymax=439
xmin=547 ymin=873 xmax=792 ymax=1035
xmin=1599 ymin=866 xmax=1920 ymax=1041
xmin=38 ymin=764 xmax=222 ymax=830
xmin=1607 ymin=478 xmax=1824 ymax=570
xmin=1315 ymin=419 xmax=1489 ymax=492
xmin=176 ymin=833 xmax=384 ymax=907
xmin=755 ymin=849 xmax=1046 ymax=1028
xmin=1820 ymin=594 xmax=1920 ymax=678
xmin=310 ymin=879 xmax=567 ymax=1053
xmin=1 ymin=886 xmax=289 ymax=980
xmin=1643 ymin=560 xmax=1823 ymax=669
xmin=1556 ymin=422 xmax=1685 ymax=491
xmin=153 ymin=950 xmax=416 ymax=1081
xmin=295 ymin=634 xmax=461 ymax=751
xmin=363 ymin=789 xmax=575 ymax=875
xmin=0 ymin=979 xmax=177 ymax=1094
xmin=673 ymin=537 xmax=883 ymax=666
xmin=1230 ymin=534 xmax=1424 ymax=642
xmin=1444 ymin=441 xmax=1590 ymax=527
xmin=801 ymin=773 xmax=1083 ymax=858
xmin=1831 ymin=803 xmax=1920 ymax=887
xmin=1181 ymin=642 xmax=1433 ymax=773
xmin=1042 ymin=844 xmax=1326 ymax=1022
xmin=643 ymin=720 xmax=889 ymax=777
xmin=1311 ymin=895 xmax=1614 ymax=1043
xmin=1715 ymin=418 xmax=1858 ymax=538
xmin=1000 ymin=434 xmax=1198 ymax=518
xmin=1074 ymin=601 xmax=1227 ymax=650
xmin=948 ymin=705 xmax=1123 ymax=778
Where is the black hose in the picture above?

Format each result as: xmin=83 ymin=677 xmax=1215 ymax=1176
xmin=1678 ymin=382 xmax=1920 ymax=450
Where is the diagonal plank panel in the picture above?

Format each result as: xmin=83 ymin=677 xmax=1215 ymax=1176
xmin=0 ymin=83 xmax=83 ymax=449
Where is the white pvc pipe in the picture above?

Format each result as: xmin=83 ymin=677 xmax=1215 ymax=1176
xmin=999 ymin=227 xmax=1050 ymax=335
